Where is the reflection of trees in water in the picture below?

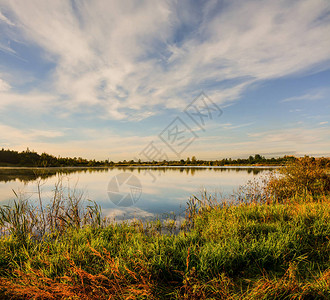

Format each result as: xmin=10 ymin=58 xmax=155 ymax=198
xmin=0 ymin=166 xmax=276 ymax=183
xmin=117 ymin=166 xmax=275 ymax=176
xmin=0 ymin=168 xmax=111 ymax=183
xmin=212 ymin=167 xmax=273 ymax=175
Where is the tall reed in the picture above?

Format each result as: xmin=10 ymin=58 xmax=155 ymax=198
xmin=0 ymin=176 xmax=103 ymax=243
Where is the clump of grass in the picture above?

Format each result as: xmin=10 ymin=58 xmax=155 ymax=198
xmin=0 ymin=177 xmax=103 ymax=244
xmin=182 ymin=189 xmax=221 ymax=231
xmin=235 ymin=172 xmax=276 ymax=204
xmin=0 ymin=195 xmax=34 ymax=243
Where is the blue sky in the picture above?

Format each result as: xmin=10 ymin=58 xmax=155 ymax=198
xmin=0 ymin=0 xmax=329 ymax=160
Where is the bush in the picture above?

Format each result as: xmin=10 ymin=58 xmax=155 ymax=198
xmin=268 ymin=156 xmax=330 ymax=202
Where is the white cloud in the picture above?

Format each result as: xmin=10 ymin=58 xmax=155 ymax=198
xmin=187 ymin=126 xmax=330 ymax=159
xmin=0 ymin=123 xmax=65 ymax=144
xmin=0 ymin=123 xmax=160 ymax=160
xmin=220 ymin=122 xmax=254 ymax=130
xmin=0 ymin=90 xmax=56 ymax=112
xmin=245 ymin=127 xmax=330 ymax=152
xmin=281 ymin=90 xmax=327 ymax=102
xmin=0 ymin=0 xmax=329 ymax=120
xmin=0 ymin=78 xmax=10 ymax=92
xmin=0 ymin=10 xmax=14 ymax=26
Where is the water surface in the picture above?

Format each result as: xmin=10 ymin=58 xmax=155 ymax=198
xmin=0 ymin=167 xmax=276 ymax=221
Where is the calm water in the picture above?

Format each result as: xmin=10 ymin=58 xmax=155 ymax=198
xmin=0 ymin=167 xmax=276 ymax=221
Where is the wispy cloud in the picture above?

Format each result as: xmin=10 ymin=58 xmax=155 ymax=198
xmin=247 ymin=127 xmax=330 ymax=145
xmin=0 ymin=78 xmax=10 ymax=92
xmin=192 ymin=126 xmax=330 ymax=158
xmin=0 ymin=10 xmax=14 ymax=26
xmin=281 ymin=89 xmax=327 ymax=102
xmin=0 ymin=90 xmax=56 ymax=112
xmin=220 ymin=122 xmax=254 ymax=130
xmin=0 ymin=122 xmax=159 ymax=160
xmin=0 ymin=123 xmax=65 ymax=144
xmin=0 ymin=0 xmax=329 ymax=120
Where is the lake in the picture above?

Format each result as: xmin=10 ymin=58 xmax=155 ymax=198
xmin=0 ymin=166 xmax=276 ymax=221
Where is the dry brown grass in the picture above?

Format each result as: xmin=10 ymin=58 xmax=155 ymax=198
xmin=244 ymin=265 xmax=330 ymax=299
xmin=0 ymin=245 xmax=155 ymax=300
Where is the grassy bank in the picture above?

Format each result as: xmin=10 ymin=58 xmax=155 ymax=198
xmin=0 ymin=199 xmax=329 ymax=299
xmin=0 ymin=157 xmax=329 ymax=299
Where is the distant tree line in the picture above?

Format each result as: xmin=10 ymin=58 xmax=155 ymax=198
xmin=0 ymin=148 xmax=108 ymax=167
xmin=1 ymin=148 xmax=329 ymax=168
xmin=116 ymin=154 xmax=299 ymax=166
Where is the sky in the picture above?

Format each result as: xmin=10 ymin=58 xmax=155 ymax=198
xmin=0 ymin=0 xmax=330 ymax=161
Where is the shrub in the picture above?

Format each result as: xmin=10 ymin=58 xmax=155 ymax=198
xmin=267 ymin=156 xmax=330 ymax=202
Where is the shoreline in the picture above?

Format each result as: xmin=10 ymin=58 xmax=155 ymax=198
xmin=0 ymin=165 xmax=281 ymax=169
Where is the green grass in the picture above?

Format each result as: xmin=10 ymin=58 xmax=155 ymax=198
xmin=0 ymin=198 xmax=329 ymax=299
